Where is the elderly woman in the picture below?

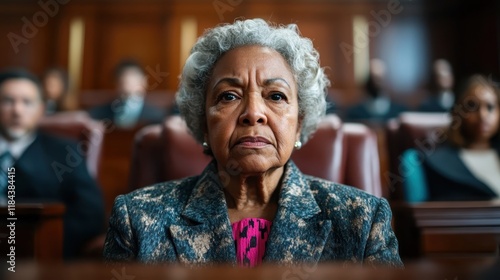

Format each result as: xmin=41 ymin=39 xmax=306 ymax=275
xmin=103 ymin=19 xmax=402 ymax=267
xmin=402 ymin=74 xmax=500 ymax=202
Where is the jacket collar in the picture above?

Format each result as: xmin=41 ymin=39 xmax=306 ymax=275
xmin=179 ymin=162 xmax=229 ymax=224
xmin=168 ymin=161 xmax=234 ymax=264
xmin=426 ymin=144 xmax=498 ymax=197
xmin=264 ymin=161 xmax=332 ymax=264
xmin=169 ymin=160 xmax=331 ymax=265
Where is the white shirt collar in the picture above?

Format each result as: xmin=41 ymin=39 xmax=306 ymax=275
xmin=0 ymin=132 xmax=36 ymax=160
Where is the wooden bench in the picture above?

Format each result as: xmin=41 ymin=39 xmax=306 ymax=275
xmin=392 ymin=200 xmax=500 ymax=261
xmin=0 ymin=203 xmax=65 ymax=262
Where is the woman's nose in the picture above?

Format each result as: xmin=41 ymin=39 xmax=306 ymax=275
xmin=238 ymin=93 xmax=267 ymax=126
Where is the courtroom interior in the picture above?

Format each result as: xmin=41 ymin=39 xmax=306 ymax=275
xmin=0 ymin=0 xmax=499 ymax=279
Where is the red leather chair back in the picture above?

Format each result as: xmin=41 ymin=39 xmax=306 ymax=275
xmin=128 ymin=125 xmax=165 ymax=190
xmin=385 ymin=112 xmax=451 ymax=199
xmin=162 ymin=116 xmax=212 ymax=181
xmin=38 ymin=111 xmax=105 ymax=179
xmin=343 ymin=123 xmax=382 ymax=197
xmin=292 ymin=115 xmax=345 ymax=183
xmin=129 ymin=115 xmax=382 ymax=196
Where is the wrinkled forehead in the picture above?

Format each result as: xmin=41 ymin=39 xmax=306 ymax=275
xmin=208 ymin=45 xmax=296 ymax=88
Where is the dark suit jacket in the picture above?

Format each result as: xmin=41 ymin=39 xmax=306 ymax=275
xmin=88 ymin=100 xmax=165 ymax=126
xmin=15 ymin=132 xmax=105 ymax=259
xmin=103 ymin=161 xmax=403 ymax=267
xmin=424 ymin=144 xmax=499 ymax=201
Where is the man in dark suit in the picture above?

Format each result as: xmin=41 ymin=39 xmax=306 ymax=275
xmin=88 ymin=60 xmax=165 ymax=128
xmin=0 ymin=70 xmax=105 ymax=259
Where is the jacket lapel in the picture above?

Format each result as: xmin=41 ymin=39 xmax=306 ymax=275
xmin=427 ymin=145 xmax=497 ymax=197
xmin=169 ymin=162 xmax=236 ymax=265
xmin=264 ymin=161 xmax=332 ymax=264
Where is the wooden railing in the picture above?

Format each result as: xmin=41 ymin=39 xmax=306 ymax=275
xmin=392 ymin=200 xmax=500 ymax=260
xmin=0 ymin=203 xmax=65 ymax=262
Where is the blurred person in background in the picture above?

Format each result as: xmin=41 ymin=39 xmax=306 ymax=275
xmin=0 ymin=69 xmax=105 ymax=259
xmin=401 ymin=74 xmax=500 ymax=202
xmin=418 ymin=59 xmax=455 ymax=112
xmin=344 ymin=58 xmax=407 ymax=123
xmin=41 ymin=67 xmax=71 ymax=114
xmin=88 ymin=60 xmax=165 ymax=128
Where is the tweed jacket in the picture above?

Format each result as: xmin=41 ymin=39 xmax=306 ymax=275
xmin=103 ymin=161 xmax=403 ymax=267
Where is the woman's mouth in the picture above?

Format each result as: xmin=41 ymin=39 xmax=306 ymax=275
xmin=235 ymin=136 xmax=271 ymax=148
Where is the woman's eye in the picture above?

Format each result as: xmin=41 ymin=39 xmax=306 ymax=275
xmin=466 ymin=100 xmax=478 ymax=112
xmin=270 ymin=93 xmax=286 ymax=101
xmin=218 ymin=92 xmax=238 ymax=102
xmin=487 ymin=103 xmax=496 ymax=112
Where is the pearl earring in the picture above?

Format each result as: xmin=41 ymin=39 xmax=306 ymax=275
xmin=202 ymin=142 xmax=209 ymax=148
xmin=294 ymin=141 xmax=302 ymax=150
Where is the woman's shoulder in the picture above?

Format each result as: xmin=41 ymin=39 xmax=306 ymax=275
xmin=305 ymin=175 xmax=383 ymax=213
xmin=116 ymin=176 xmax=200 ymax=214
xmin=400 ymin=144 xmax=459 ymax=171
xmin=421 ymin=143 xmax=460 ymax=169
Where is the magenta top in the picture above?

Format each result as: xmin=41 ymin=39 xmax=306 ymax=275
xmin=231 ymin=218 xmax=273 ymax=267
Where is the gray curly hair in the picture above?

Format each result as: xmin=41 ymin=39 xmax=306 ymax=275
xmin=176 ymin=18 xmax=330 ymax=144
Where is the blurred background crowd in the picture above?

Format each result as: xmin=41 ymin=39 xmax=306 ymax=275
xmin=0 ymin=0 xmax=499 ymax=265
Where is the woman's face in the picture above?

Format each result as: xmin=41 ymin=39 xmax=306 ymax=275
xmin=462 ymin=85 xmax=500 ymax=145
xmin=43 ymin=73 xmax=65 ymax=101
xmin=205 ymin=45 xmax=300 ymax=175
xmin=117 ymin=68 xmax=146 ymax=98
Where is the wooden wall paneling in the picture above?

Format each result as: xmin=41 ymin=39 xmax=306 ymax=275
xmin=54 ymin=3 xmax=99 ymax=105
xmin=164 ymin=13 xmax=181 ymax=91
xmin=53 ymin=9 xmax=70 ymax=71
xmin=455 ymin=0 xmax=499 ymax=80
xmin=0 ymin=3 xmax=57 ymax=75
xmin=331 ymin=12 xmax=358 ymax=107
xmin=78 ymin=5 xmax=100 ymax=91
xmin=93 ymin=8 xmax=166 ymax=90
xmin=157 ymin=5 xmax=171 ymax=95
